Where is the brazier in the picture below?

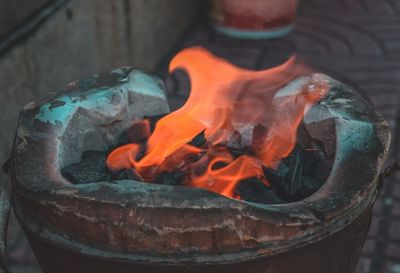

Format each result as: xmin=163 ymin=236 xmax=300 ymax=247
xmin=1 ymin=67 xmax=391 ymax=273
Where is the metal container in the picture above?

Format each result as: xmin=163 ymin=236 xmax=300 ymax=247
xmin=0 ymin=67 xmax=391 ymax=273
xmin=210 ymin=0 xmax=299 ymax=39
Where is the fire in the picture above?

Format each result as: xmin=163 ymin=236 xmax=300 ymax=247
xmin=107 ymin=47 xmax=328 ymax=199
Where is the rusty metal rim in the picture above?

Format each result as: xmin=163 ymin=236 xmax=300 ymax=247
xmin=14 ymin=192 xmax=375 ymax=264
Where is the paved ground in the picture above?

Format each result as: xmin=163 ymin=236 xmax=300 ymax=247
xmin=5 ymin=0 xmax=400 ymax=272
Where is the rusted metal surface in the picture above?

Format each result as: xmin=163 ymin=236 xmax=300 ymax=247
xmin=22 ymin=208 xmax=372 ymax=273
xmin=5 ymin=68 xmax=391 ymax=272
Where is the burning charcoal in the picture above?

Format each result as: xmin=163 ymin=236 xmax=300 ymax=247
xmin=301 ymin=146 xmax=325 ymax=177
xmin=227 ymin=147 xmax=243 ymax=158
xmin=263 ymin=163 xmax=290 ymax=199
xmin=145 ymin=114 xmax=168 ymax=132
xmin=286 ymin=176 xmax=322 ymax=201
xmin=302 ymin=176 xmax=322 ymax=194
xmin=81 ymin=150 xmax=107 ymax=160
xmin=126 ymin=120 xmax=151 ymax=143
xmin=252 ymin=123 xmax=269 ymax=146
xmin=189 ymin=154 xmax=210 ymax=177
xmin=211 ymin=160 xmax=229 ymax=170
xmin=236 ymin=177 xmax=285 ymax=204
xmin=186 ymin=151 xmax=206 ymax=163
xmin=155 ymin=171 xmax=185 ymax=186
xmin=111 ymin=168 xmax=144 ymax=182
xmin=235 ymin=124 xmax=254 ymax=147
xmin=106 ymin=143 xmax=121 ymax=155
xmin=109 ymin=171 xmax=126 ymax=181
xmin=188 ymin=130 xmax=207 ymax=148
xmin=263 ymin=143 xmax=327 ymax=202
xmin=61 ymin=150 xmax=109 ymax=184
xmin=285 ymin=146 xmax=303 ymax=197
xmin=227 ymin=130 xmax=241 ymax=149
xmin=165 ymin=68 xmax=191 ymax=96
xmin=228 ymin=146 xmax=256 ymax=158
xmin=301 ymin=150 xmax=317 ymax=177
xmin=135 ymin=142 xmax=147 ymax=161
xmin=243 ymin=146 xmax=256 ymax=155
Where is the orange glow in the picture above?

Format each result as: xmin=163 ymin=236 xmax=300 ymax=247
xmin=107 ymin=47 xmax=329 ymax=198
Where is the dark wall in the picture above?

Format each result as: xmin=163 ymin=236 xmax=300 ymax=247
xmin=0 ymin=0 xmax=51 ymax=39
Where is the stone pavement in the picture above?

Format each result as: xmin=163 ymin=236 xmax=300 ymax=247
xmin=5 ymin=0 xmax=400 ymax=272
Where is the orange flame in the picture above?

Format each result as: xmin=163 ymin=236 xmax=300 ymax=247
xmin=107 ymin=47 xmax=329 ymax=198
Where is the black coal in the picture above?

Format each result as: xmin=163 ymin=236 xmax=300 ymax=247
xmin=236 ymin=177 xmax=284 ymax=204
xmin=61 ymin=117 xmax=330 ymax=205
xmin=61 ymin=151 xmax=109 ymax=184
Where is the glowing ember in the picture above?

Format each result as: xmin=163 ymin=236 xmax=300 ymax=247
xmin=107 ymin=47 xmax=329 ymax=199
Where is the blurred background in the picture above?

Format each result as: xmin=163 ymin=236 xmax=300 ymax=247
xmin=1 ymin=0 xmax=400 ymax=272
